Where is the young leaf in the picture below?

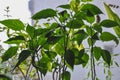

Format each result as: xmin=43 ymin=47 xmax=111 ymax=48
xmin=101 ymin=50 xmax=111 ymax=66
xmin=58 ymin=4 xmax=70 ymax=9
xmin=100 ymin=20 xmax=118 ymax=28
xmin=4 ymin=36 xmax=25 ymax=44
xmin=62 ymin=71 xmax=71 ymax=80
xmin=0 ymin=19 xmax=24 ymax=31
xmin=32 ymin=9 xmax=56 ymax=20
xmin=81 ymin=4 xmax=103 ymax=16
xmin=2 ymin=46 xmax=18 ymax=62
xmin=100 ymin=32 xmax=116 ymax=41
xmin=65 ymin=50 xmax=75 ymax=69
xmin=13 ymin=50 xmax=31 ymax=70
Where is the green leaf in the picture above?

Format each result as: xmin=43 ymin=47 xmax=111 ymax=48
xmin=47 ymin=36 xmax=62 ymax=44
xmin=96 ymin=77 xmax=99 ymax=80
xmin=74 ymin=11 xmax=86 ymax=20
xmin=13 ymin=50 xmax=31 ymax=70
xmin=0 ymin=74 xmax=12 ymax=80
xmin=86 ymin=16 xmax=95 ymax=23
xmin=100 ymin=20 xmax=118 ymax=28
xmin=26 ymin=25 xmax=35 ymax=38
xmin=65 ymin=50 xmax=75 ymax=69
xmin=62 ymin=71 xmax=71 ymax=80
xmin=47 ymin=62 xmax=52 ymax=72
xmin=73 ymin=30 xmax=88 ymax=45
xmin=114 ymin=61 xmax=119 ymax=67
xmin=93 ymin=47 xmax=101 ymax=60
xmin=45 ymin=51 xmax=57 ymax=59
xmin=85 ymin=26 xmax=95 ymax=36
xmin=0 ymin=19 xmax=24 ymax=31
xmin=92 ymin=32 xmax=99 ymax=40
xmin=67 ymin=19 xmax=84 ymax=29
xmin=35 ymin=28 xmax=50 ymax=37
xmin=58 ymin=4 xmax=70 ymax=9
xmin=72 ymin=48 xmax=85 ymax=65
xmin=81 ymin=0 xmax=93 ymax=2
xmin=87 ymin=37 xmax=96 ymax=46
xmin=93 ymin=23 xmax=102 ymax=33
xmin=100 ymin=32 xmax=116 ymax=41
xmin=58 ymin=10 xmax=70 ymax=23
xmin=104 ymin=3 xmax=120 ymax=38
xmin=81 ymin=4 xmax=103 ymax=16
xmin=113 ymin=27 xmax=120 ymax=38
xmin=4 ymin=36 xmax=25 ymax=44
xmin=37 ymin=36 xmax=47 ymax=45
xmin=82 ymin=53 xmax=89 ymax=67
xmin=37 ymin=55 xmax=49 ymax=75
xmin=53 ymin=43 xmax=64 ymax=56
xmin=2 ymin=46 xmax=18 ymax=62
xmin=101 ymin=50 xmax=111 ymax=66
xmin=32 ymin=9 xmax=56 ymax=20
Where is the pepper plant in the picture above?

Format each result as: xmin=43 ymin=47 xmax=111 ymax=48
xmin=0 ymin=0 xmax=120 ymax=80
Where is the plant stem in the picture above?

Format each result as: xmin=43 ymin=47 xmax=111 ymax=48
xmin=59 ymin=65 xmax=61 ymax=80
xmin=52 ymin=68 xmax=56 ymax=80
xmin=36 ymin=69 xmax=41 ymax=80
xmin=18 ymin=66 xmax=26 ymax=79
xmin=90 ymin=26 xmax=96 ymax=80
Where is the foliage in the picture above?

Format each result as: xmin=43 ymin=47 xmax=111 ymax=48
xmin=0 ymin=0 xmax=120 ymax=80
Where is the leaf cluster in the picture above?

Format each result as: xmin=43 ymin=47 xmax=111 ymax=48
xmin=0 ymin=0 xmax=120 ymax=80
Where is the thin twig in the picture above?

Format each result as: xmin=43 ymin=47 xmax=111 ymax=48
xmin=18 ymin=66 xmax=26 ymax=79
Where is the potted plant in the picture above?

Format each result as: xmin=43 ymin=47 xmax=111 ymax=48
xmin=0 ymin=0 xmax=119 ymax=80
